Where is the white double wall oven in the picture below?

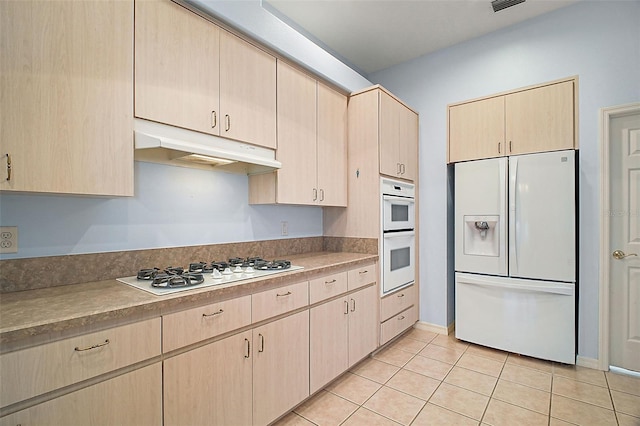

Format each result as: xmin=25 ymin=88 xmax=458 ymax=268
xmin=381 ymin=178 xmax=416 ymax=295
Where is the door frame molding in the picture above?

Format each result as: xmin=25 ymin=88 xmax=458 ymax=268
xmin=598 ymin=102 xmax=640 ymax=371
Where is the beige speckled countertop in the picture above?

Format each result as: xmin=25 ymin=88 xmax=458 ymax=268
xmin=0 ymin=252 xmax=377 ymax=349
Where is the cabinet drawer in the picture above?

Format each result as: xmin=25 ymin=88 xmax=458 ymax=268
xmin=348 ymin=262 xmax=377 ymax=291
xmin=163 ymin=295 xmax=251 ymax=352
xmin=380 ymin=305 xmax=418 ymax=346
xmin=0 ymin=317 xmax=161 ymax=408
xmin=309 ymin=272 xmax=348 ymax=304
xmin=252 ymin=281 xmax=309 ymax=323
xmin=380 ymin=284 xmax=416 ymax=321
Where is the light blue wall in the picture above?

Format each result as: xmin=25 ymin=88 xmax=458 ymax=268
xmin=0 ymin=162 xmax=322 ymax=259
xmin=370 ymin=0 xmax=640 ymax=360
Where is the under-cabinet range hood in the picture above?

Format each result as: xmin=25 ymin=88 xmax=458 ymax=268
xmin=134 ymin=119 xmax=281 ymax=174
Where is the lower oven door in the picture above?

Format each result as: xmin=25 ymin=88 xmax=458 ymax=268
xmin=382 ymin=230 xmax=415 ymax=295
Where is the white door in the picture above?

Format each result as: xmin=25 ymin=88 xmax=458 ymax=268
xmin=609 ymin=109 xmax=640 ymax=372
xmin=454 ymin=158 xmax=508 ymax=276
xmin=509 ymin=151 xmax=576 ymax=282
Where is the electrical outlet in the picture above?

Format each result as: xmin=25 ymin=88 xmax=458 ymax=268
xmin=281 ymin=221 xmax=288 ymax=236
xmin=0 ymin=226 xmax=18 ymax=254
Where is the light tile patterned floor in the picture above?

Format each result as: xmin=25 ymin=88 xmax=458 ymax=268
xmin=275 ymin=329 xmax=640 ymax=426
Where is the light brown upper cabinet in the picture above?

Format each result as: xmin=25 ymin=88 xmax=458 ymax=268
xmin=135 ymin=0 xmax=276 ymax=149
xmin=249 ymin=61 xmax=347 ymax=206
xmin=379 ymin=91 xmax=419 ymax=181
xmin=0 ymin=0 xmax=134 ymax=196
xmin=448 ymin=79 xmax=576 ymax=163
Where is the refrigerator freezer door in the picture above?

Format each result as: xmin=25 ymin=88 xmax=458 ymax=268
xmin=509 ymin=150 xmax=576 ymax=282
xmin=455 ymin=158 xmax=508 ymax=276
xmin=455 ymin=272 xmax=575 ymax=364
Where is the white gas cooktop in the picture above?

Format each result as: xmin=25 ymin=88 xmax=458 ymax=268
xmin=117 ymin=265 xmax=303 ymax=296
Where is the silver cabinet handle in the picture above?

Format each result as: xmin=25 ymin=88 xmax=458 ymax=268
xmin=397 ymin=293 xmax=405 ymax=298
xmin=320 ymin=189 xmax=325 ymax=201
xmin=313 ymin=188 xmax=318 ymax=201
xmin=211 ymin=111 xmax=217 ymax=129
xmin=344 ymin=300 xmax=349 ymax=315
xmin=509 ymin=141 xmax=513 ymax=153
xmin=401 ymin=164 xmax=406 ymax=175
xmin=498 ymin=142 xmax=501 ymax=154
xmin=245 ymin=338 xmax=251 ymax=358
xmin=75 ymin=339 xmax=110 ymax=352
xmin=325 ymin=279 xmax=336 ymax=285
xmin=225 ymin=114 xmax=230 ymax=132
xmin=397 ymin=163 xmax=402 ymax=175
xmin=276 ymin=291 xmax=292 ymax=297
xmin=350 ymin=298 xmax=356 ymax=312
xmin=5 ymin=154 xmax=11 ymax=181
xmin=258 ymin=333 xmax=265 ymax=352
xmin=359 ymin=270 xmax=368 ymax=274
xmin=203 ymin=309 xmax=224 ymax=317
xmin=398 ymin=315 xmax=405 ymax=321
xmin=613 ymin=250 xmax=638 ymax=260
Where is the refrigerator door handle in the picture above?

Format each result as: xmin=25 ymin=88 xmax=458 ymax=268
xmin=460 ymin=276 xmax=574 ymax=296
xmin=509 ymin=157 xmax=519 ymax=276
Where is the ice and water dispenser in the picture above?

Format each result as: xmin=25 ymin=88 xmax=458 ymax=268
xmin=463 ymin=215 xmax=500 ymax=257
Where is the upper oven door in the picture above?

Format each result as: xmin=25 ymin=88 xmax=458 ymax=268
xmin=383 ymin=195 xmax=415 ymax=231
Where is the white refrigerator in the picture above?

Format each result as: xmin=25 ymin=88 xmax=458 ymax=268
xmin=454 ymin=150 xmax=576 ymax=364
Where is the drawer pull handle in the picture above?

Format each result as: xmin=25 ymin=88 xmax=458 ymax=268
xmin=258 ymin=333 xmax=265 ymax=352
xmin=325 ymin=279 xmax=336 ymax=285
xmin=397 ymin=293 xmax=405 ymax=298
xmin=398 ymin=315 xmax=405 ymax=321
xmin=245 ymin=338 xmax=251 ymax=358
xmin=203 ymin=309 xmax=224 ymax=317
xmin=359 ymin=270 xmax=368 ymax=274
xmin=276 ymin=291 xmax=292 ymax=297
xmin=75 ymin=339 xmax=110 ymax=352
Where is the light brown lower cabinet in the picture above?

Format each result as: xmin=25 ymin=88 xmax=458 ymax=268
xmin=310 ymin=284 xmax=378 ymax=393
xmin=0 ymin=363 xmax=162 ymax=426
xmin=253 ymin=310 xmax=310 ymax=426
xmin=163 ymin=310 xmax=309 ymax=426
xmin=163 ymin=330 xmax=253 ymax=426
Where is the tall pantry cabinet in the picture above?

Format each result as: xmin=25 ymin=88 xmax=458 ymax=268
xmin=324 ymin=85 xmax=420 ymax=345
xmin=0 ymin=0 xmax=134 ymax=196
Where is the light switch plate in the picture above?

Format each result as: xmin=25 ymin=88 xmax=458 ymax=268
xmin=0 ymin=226 xmax=18 ymax=253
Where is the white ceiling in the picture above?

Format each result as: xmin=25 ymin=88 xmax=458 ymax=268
xmin=264 ymin=0 xmax=580 ymax=75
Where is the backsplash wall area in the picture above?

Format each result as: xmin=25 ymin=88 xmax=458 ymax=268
xmin=0 ymin=161 xmax=323 ymax=260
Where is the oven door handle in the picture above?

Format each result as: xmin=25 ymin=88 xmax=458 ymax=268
xmin=383 ymin=230 xmax=415 ymax=239
xmin=383 ymin=195 xmax=415 ymax=205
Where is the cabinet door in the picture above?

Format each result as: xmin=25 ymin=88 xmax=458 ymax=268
xmin=0 ymin=363 xmax=162 ymax=426
xmin=348 ymin=285 xmax=379 ymax=366
xmin=317 ymin=83 xmax=348 ymax=206
xmin=163 ymin=331 xmax=253 ymax=426
xmin=449 ymin=96 xmax=505 ymax=163
xmin=275 ymin=61 xmax=318 ymax=205
xmin=220 ymin=31 xmax=276 ymax=149
xmin=399 ymin=105 xmax=419 ymax=182
xmin=135 ymin=0 xmax=220 ymax=136
xmin=253 ymin=310 xmax=310 ymax=426
xmin=379 ymin=91 xmax=403 ymax=177
xmin=0 ymin=0 xmax=133 ymax=196
xmin=309 ymin=297 xmax=349 ymax=394
xmin=506 ymin=81 xmax=574 ymax=155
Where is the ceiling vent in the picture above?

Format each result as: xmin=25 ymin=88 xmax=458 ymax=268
xmin=491 ymin=0 xmax=526 ymax=12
